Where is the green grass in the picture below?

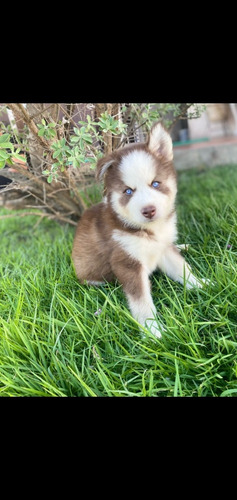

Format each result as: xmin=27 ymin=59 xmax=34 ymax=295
xmin=0 ymin=163 xmax=237 ymax=396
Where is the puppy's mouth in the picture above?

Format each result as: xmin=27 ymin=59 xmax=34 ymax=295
xmin=143 ymin=216 xmax=158 ymax=224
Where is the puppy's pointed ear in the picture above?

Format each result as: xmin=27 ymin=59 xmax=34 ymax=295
xmin=96 ymin=154 xmax=114 ymax=181
xmin=148 ymin=122 xmax=173 ymax=161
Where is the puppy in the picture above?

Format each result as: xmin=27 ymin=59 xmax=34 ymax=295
xmin=72 ymin=122 xmax=204 ymax=337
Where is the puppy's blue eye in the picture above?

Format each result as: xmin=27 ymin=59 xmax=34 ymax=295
xmin=152 ymin=181 xmax=159 ymax=189
xmin=124 ymin=188 xmax=133 ymax=195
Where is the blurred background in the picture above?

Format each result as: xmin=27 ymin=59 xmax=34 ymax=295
xmin=171 ymin=103 xmax=237 ymax=170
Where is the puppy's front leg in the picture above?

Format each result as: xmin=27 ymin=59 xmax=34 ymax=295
xmin=126 ymin=273 xmax=163 ymax=338
xmin=159 ymin=245 xmax=204 ymax=288
xmin=111 ymin=252 xmax=162 ymax=338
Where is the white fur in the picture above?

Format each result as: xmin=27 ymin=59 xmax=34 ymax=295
xmin=158 ymin=246 xmax=204 ymax=288
xmin=148 ymin=122 xmax=173 ymax=161
xmin=112 ymin=215 xmax=177 ymax=338
xmin=119 ymin=150 xmax=157 ymax=189
xmin=111 ymin=150 xmax=176 ymax=228
xmin=86 ymin=280 xmax=104 ymax=286
xmin=113 ymin=226 xmax=203 ymax=290
xmin=126 ymin=268 xmax=162 ymax=338
xmin=112 ymin=214 xmax=177 ymax=275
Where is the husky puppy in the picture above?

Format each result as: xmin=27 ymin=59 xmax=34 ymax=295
xmin=72 ymin=122 xmax=204 ymax=337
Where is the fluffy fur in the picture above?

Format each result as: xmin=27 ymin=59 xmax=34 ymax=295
xmin=72 ymin=122 xmax=205 ymax=337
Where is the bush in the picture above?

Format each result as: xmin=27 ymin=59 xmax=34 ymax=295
xmin=0 ymin=103 xmax=204 ymax=224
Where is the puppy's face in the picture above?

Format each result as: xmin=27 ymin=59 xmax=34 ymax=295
xmin=97 ymin=123 xmax=177 ymax=229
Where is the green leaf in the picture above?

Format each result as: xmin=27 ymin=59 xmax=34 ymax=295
xmin=51 ymin=141 xmax=59 ymax=150
xmin=52 ymin=150 xmax=61 ymax=159
xmin=6 ymin=158 xmax=14 ymax=165
xmin=0 ymin=150 xmax=10 ymax=160
xmin=220 ymin=389 xmax=237 ymax=397
xmin=83 ymin=134 xmax=93 ymax=144
xmin=49 ymin=129 xmax=56 ymax=137
xmin=0 ymin=160 xmax=6 ymax=169
xmin=70 ymin=136 xmax=79 ymax=143
xmin=0 ymin=134 xmax=10 ymax=144
xmin=38 ymin=128 xmax=46 ymax=137
xmin=73 ymin=127 xmax=80 ymax=135
xmin=72 ymin=159 xmax=78 ymax=168
xmin=47 ymin=174 xmax=53 ymax=183
xmin=98 ymin=117 xmax=107 ymax=126
xmin=0 ymin=142 xmax=13 ymax=149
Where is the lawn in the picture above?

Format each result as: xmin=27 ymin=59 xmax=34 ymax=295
xmin=0 ymin=164 xmax=237 ymax=397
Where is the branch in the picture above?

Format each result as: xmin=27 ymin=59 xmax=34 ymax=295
xmin=58 ymin=103 xmax=80 ymax=131
xmin=168 ymin=104 xmax=194 ymax=132
xmin=6 ymin=103 xmax=51 ymax=151
xmin=64 ymin=104 xmax=76 ymax=142
xmin=3 ymin=163 xmax=85 ymax=216
xmin=29 ymin=103 xmax=56 ymax=120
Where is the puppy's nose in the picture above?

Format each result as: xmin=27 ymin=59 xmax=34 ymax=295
xmin=141 ymin=206 xmax=156 ymax=219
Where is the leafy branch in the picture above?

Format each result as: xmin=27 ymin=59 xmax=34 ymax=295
xmin=0 ymin=102 xmax=205 ymax=224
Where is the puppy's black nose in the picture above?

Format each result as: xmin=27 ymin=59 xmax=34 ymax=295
xmin=141 ymin=206 xmax=156 ymax=219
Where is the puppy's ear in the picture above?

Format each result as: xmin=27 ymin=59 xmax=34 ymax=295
xmin=148 ymin=122 xmax=173 ymax=161
xmin=96 ymin=154 xmax=114 ymax=181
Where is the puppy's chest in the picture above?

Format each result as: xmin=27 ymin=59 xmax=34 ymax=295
xmin=112 ymin=226 xmax=172 ymax=274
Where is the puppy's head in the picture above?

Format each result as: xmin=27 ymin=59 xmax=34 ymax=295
xmin=97 ymin=122 xmax=177 ymax=228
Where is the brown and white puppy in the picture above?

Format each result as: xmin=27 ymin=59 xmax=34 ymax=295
xmin=72 ymin=122 xmax=205 ymax=337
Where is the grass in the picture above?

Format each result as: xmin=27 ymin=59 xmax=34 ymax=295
xmin=0 ymin=163 xmax=237 ymax=396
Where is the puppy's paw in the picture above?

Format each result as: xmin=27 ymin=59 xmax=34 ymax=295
xmin=185 ymin=275 xmax=211 ymax=289
xmin=143 ymin=318 xmax=165 ymax=339
xmin=199 ymin=278 xmax=211 ymax=286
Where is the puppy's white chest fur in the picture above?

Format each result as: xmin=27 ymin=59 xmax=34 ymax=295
xmin=112 ymin=216 xmax=177 ymax=275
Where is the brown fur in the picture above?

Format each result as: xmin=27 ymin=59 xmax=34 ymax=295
xmin=72 ymin=202 xmax=144 ymax=299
